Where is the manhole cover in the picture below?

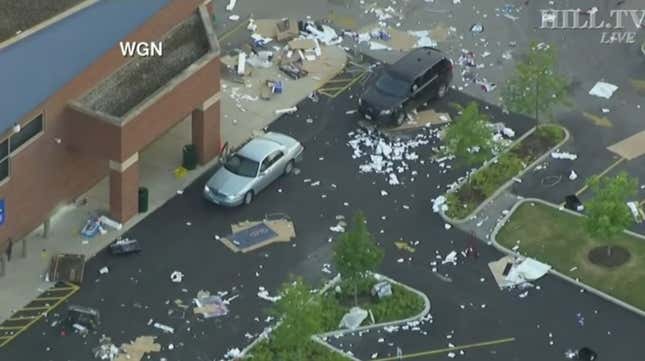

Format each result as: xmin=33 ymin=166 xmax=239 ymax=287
xmin=588 ymin=245 xmax=631 ymax=268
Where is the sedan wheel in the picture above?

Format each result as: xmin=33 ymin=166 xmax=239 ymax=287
xmin=243 ymin=191 xmax=254 ymax=205
xmin=284 ymin=160 xmax=294 ymax=175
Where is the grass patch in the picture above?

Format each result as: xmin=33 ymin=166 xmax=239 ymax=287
xmin=246 ymin=275 xmax=425 ymax=360
xmin=497 ymin=202 xmax=645 ymax=310
xmin=446 ymin=125 xmax=565 ymax=219
xmin=249 ymin=339 xmax=350 ymax=361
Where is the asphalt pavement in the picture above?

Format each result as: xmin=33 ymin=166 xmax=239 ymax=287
xmin=1 ymin=84 xmax=644 ymax=361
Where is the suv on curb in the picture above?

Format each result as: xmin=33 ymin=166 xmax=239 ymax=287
xmin=358 ymin=47 xmax=453 ymax=126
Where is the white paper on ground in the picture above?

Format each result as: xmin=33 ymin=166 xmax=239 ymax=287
xmin=589 ymin=81 xmax=618 ymax=99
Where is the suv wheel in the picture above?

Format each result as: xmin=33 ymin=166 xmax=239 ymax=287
xmin=437 ymin=83 xmax=448 ymax=99
xmin=394 ymin=111 xmax=406 ymax=126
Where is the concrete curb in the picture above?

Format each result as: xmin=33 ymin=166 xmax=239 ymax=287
xmin=490 ymin=197 xmax=645 ymax=318
xmin=440 ymin=125 xmax=570 ymax=224
xmin=239 ymin=273 xmax=431 ymax=361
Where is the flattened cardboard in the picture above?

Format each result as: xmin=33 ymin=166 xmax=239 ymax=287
xmin=288 ymin=38 xmax=317 ymax=50
xmin=608 ymin=130 xmax=645 ymax=160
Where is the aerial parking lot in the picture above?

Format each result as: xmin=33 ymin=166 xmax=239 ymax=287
xmin=2 ymin=1 xmax=645 ymax=361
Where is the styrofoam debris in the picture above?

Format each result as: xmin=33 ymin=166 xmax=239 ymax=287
xmin=99 ymin=267 xmax=109 ymax=275
xmin=257 ymin=287 xmax=282 ymax=302
xmin=224 ymin=348 xmax=242 ymax=359
xmin=228 ymin=14 xmax=240 ymax=21
xmin=432 ymin=196 xmax=448 ymax=213
xmin=444 ymin=223 xmax=452 ymax=230
xmin=381 ymin=190 xmax=388 ymax=196
xmin=442 ymin=251 xmax=458 ymax=264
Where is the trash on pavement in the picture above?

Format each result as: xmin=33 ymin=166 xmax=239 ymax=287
xmin=170 ymin=271 xmax=184 ymax=283
xmin=67 ymin=305 xmax=100 ymax=330
xmin=99 ymin=267 xmax=109 ymax=275
xmin=279 ymin=63 xmax=308 ymax=79
xmin=371 ymin=281 xmax=392 ymax=299
xmin=81 ymin=215 xmax=105 ymax=238
xmin=153 ymin=322 xmax=174 ymax=334
xmin=589 ymin=81 xmax=618 ymax=99
xmin=394 ymin=241 xmax=415 ymax=253
xmin=442 ymin=251 xmax=458 ymax=265
xmin=470 ymin=23 xmax=484 ymax=33
xmin=116 ymin=336 xmax=161 ymax=361
xmin=627 ymin=201 xmax=642 ymax=223
xmin=488 ymin=256 xmax=551 ymax=289
xmin=569 ymin=170 xmax=578 ymax=181
xmin=339 ymin=307 xmax=368 ymax=330
xmin=257 ymin=286 xmax=282 ymax=302
xmin=225 ymin=0 xmax=236 ymax=11
xmin=49 ymin=254 xmax=86 ymax=283
xmin=564 ymin=194 xmax=584 ymax=212
xmin=433 ymin=195 xmax=448 ymax=213
xmin=577 ymin=347 xmax=598 ymax=361
xmin=99 ymin=216 xmax=122 ymax=231
xmin=94 ymin=335 xmax=119 ymax=360
xmin=221 ymin=216 xmax=296 ymax=253
xmin=109 ymin=237 xmax=142 ymax=255
xmin=275 ymin=106 xmax=298 ymax=115
xmin=193 ymin=291 xmax=229 ymax=318
xmin=551 ymin=151 xmax=578 ymax=160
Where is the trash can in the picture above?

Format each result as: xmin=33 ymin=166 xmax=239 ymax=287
xmin=183 ymin=144 xmax=198 ymax=170
xmin=138 ymin=187 xmax=149 ymax=213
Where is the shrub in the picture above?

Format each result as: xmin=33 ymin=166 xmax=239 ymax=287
xmin=535 ymin=124 xmax=564 ymax=143
xmin=471 ymin=153 xmax=524 ymax=197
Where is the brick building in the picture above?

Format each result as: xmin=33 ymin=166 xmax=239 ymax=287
xmin=0 ymin=0 xmax=222 ymax=253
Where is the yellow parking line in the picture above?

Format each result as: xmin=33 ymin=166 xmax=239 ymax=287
xmin=575 ymin=157 xmax=626 ymax=196
xmin=324 ymin=78 xmax=356 ymax=83
xmin=19 ymin=306 xmax=50 ymax=311
xmin=34 ymin=296 xmax=66 ymax=301
xmin=8 ymin=316 xmax=39 ymax=321
xmin=372 ymin=337 xmax=516 ymax=361
xmin=0 ymin=326 xmax=24 ymax=330
xmin=47 ymin=286 xmax=76 ymax=292
xmin=0 ymin=282 xmax=79 ymax=348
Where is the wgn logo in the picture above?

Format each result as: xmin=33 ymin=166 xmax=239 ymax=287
xmin=119 ymin=41 xmax=163 ymax=57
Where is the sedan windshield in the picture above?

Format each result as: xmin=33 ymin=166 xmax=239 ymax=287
xmin=224 ymin=154 xmax=259 ymax=177
xmin=375 ymin=71 xmax=410 ymax=97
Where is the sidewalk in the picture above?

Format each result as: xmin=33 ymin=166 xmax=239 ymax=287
xmin=0 ymin=46 xmax=346 ymax=324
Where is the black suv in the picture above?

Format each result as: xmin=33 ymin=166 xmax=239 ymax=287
xmin=358 ymin=47 xmax=453 ymax=125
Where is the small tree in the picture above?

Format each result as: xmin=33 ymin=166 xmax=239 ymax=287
xmin=270 ymin=277 xmax=323 ymax=361
xmin=502 ymin=41 xmax=570 ymax=122
xmin=584 ymin=172 xmax=638 ymax=254
xmin=443 ymin=101 xmax=494 ymax=168
xmin=333 ymin=212 xmax=384 ymax=306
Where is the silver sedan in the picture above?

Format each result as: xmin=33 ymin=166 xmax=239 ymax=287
xmin=203 ymin=132 xmax=304 ymax=206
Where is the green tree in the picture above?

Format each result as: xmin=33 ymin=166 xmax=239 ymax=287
xmin=502 ymin=41 xmax=570 ymax=122
xmin=443 ymin=101 xmax=494 ymax=167
xmin=333 ymin=212 xmax=384 ymax=306
xmin=270 ymin=277 xmax=323 ymax=361
xmin=584 ymin=172 xmax=638 ymax=247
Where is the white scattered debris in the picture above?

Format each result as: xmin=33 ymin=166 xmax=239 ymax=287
xmin=275 ymin=106 xmax=298 ymax=115
xmin=339 ymin=307 xmax=368 ymax=330
xmin=330 ymin=222 xmax=345 ymax=232
xmin=99 ymin=216 xmax=122 ymax=231
xmin=99 ymin=267 xmax=109 ymax=275
xmin=224 ymin=348 xmax=242 ymax=359
xmin=442 ymin=251 xmax=458 ymax=265
xmin=257 ymin=287 xmax=282 ymax=303
xmin=408 ymin=30 xmax=437 ymax=48
xmin=502 ymin=127 xmax=515 ymax=138
xmin=229 ymin=14 xmax=240 ymax=21
xmin=153 ymin=322 xmax=175 ymax=334
xmin=433 ymin=196 xmax=448 ymax=213
xmin=569 ymin=170 xmax=578 ymax=181
xmin=225 ymin=0 xmax=237 ymax=11
xmin=380 ymin=190 xmax=388 ymax=196
xmin=602 ymin=108 xmax=610 ymax=113
xmin=388 ymin=173 xmax=400 ymax=185
xmin=444 ymin=223 xmax=452 ymax=230
xmin=589 ymin=81 xmax=618 ymax=99
xmin=170 ymin=271 xmax=184 ymax=283
xmin=627 ymin=201 xmax=641 ymax=221
xmin=551 ymin=151 xmax=578 ymax=160
xmin=237 ymin=52 xmax=246 ymax=75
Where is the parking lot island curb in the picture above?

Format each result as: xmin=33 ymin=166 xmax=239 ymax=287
xmin=239 ymin=273 xmax=431 ymax=360
xmin=490 ymin=197 xmax=645 ymax=318
xmin=440 ymin=125 xmax=570 ymax=224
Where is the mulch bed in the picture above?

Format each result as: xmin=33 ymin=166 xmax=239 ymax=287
xmin=588 ymin=245 xmax=631 ymax=268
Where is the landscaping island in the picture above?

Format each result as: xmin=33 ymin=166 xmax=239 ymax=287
xmin=496 ymin=201 xmax=645 ymax=311
xmin=247 ymin=274 xmax=426 ymax=361
xmin=446 ymin=125 xmax=565 ymax=219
